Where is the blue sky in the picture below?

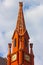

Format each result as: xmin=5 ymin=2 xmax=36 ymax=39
xmin=0 ymin=0 xmax=43 ymax=65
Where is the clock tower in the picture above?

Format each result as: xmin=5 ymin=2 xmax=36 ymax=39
xmin=7 ymin=2 xmax=34 ymax=65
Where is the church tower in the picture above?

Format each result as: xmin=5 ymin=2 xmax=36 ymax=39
xmin=7 ymin=2 xmax=34 ymax=65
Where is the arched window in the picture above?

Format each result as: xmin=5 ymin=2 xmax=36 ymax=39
xmin=24 ymin=39 xmax=28 ymax=49
xmin=14 ymin=39 xmax=16 ymax=47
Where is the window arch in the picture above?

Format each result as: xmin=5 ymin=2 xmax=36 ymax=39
xmin=14 ymin=39 xmax=16 ymax=47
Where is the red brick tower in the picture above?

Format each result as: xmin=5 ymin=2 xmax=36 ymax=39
xmin=7 ymin=2 xmax=34 ymax=65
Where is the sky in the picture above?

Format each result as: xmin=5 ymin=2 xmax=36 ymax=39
xmin=0 ymin=0 xmax=43 ymax=65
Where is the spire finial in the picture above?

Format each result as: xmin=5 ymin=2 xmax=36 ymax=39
xmin=19 ymin=2 xmax=23 ymax=7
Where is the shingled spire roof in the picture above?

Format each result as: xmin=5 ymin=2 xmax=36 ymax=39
xmin=16 ymin=2 xmax=26 ymax=35
xmin=12 ymin=2 xmax=30 ymax=39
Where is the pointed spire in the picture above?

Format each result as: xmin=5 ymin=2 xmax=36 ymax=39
xmin=16 ymin=2 xmax=26 ymax=35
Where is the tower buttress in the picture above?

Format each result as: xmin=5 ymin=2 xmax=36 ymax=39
xmin=30 ymin=43 xmax=34 ymax=65
xmin=30 ymin=43 xmax=33 ymax=54
xmin=7 ymin=43 xmax=11 ymax=65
